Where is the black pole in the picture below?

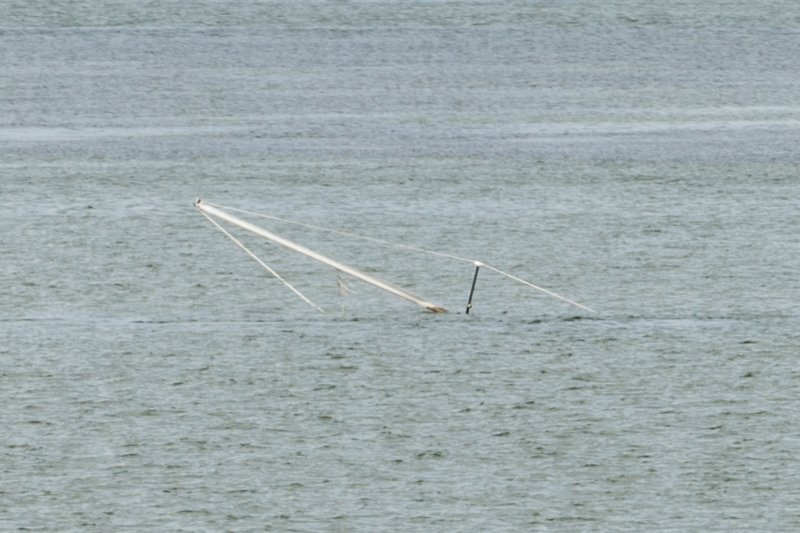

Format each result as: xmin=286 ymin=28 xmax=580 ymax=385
xmin=465 ymin=263 xmax=481 ymax=314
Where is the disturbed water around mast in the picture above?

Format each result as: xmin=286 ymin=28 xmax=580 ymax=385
xmin=2 ymin=1 xmax=800 ymax=530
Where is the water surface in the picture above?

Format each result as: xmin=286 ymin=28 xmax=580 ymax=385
xmin=2 ymin=1 xmax=799 ymax=530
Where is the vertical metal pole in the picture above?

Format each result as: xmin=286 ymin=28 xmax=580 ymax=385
xmin=465 ymin=261 xmax=482 ymax=314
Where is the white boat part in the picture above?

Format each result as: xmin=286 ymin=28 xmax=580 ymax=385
xmin=195 ymin=199 xmax=447 ymax=313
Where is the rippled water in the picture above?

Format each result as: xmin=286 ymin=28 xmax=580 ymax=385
xmin=2 ymin=1 xmax=800 ymax=530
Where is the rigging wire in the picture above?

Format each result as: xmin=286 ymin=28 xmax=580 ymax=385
xmin=199 ymin=210 xmax=324 ymax=312
xmin=203 ymin=201 xmax=596 ymax=314
xmin=204 ymin=201 xmax=473 ymax=263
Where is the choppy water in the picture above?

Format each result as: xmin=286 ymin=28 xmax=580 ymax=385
xmin=2 ymin=1 xmax=800 ymax=531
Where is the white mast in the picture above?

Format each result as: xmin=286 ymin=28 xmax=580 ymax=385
xmin=195 ymin=199 xmax=447 ymax=313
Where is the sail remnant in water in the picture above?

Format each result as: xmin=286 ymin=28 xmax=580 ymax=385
xmin=195 ymin=199 xmax=448 ymax=313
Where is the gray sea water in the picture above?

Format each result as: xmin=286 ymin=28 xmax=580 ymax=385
xmin=2 ymin=1 xmax=800 ymax=531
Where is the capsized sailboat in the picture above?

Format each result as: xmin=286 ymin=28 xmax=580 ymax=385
xmin=194 ymin=199 xmax=595 ymax=315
